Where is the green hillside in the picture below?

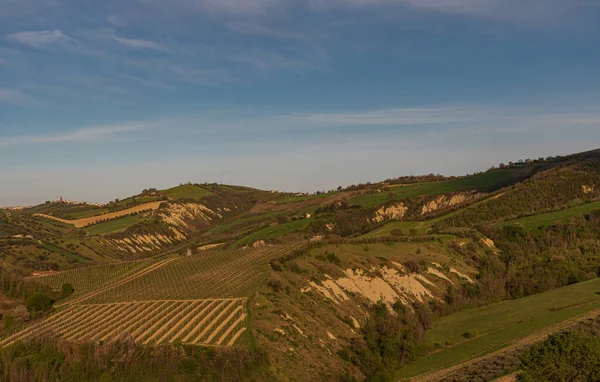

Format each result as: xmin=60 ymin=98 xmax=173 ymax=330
xmin=501 ymin=200 xmax=600 ymax=229
xmin=2 ymin=148 xmax=600 ymax=381
xmin=161 ymin=184 xmax=213 ymax=201
xmin=396 ymin=278 xmax=600 ymax=379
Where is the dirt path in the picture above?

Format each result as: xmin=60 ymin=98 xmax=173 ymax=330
xmin=35 ymin=201 xmax=163 ymax=228
xmin=408 ymin=309 xmax=600 ymax=381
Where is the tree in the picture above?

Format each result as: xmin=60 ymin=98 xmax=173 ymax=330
xmin=518 ymin=331 xmax=600 ymax=382
xmin=26 ymin=293 xmax=52 ymax=312
xmin=61 ymin=283 xmax=74 ymax=298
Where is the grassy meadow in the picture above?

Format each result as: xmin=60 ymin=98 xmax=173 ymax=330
xmin=233 ymin=219 xmax=311 ymax=247
xmin=396 ymin=277 xmax=600 ymax=379
xmin=84 ymin=214 xmax=146 ymax=235
xmin=501 ymin=200 xmax=600 ymax=229
xmin=162 ymin=185 xmax=213 ymax=201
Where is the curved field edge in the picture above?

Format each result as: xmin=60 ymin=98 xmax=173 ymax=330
xmin=34 ymin=201 xmax=163 ymax=228
xmin=395 ymin=278 xmax=600 ymax=380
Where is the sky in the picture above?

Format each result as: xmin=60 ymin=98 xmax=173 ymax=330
xmin=1 ymin=0 xmax=600 ymax=206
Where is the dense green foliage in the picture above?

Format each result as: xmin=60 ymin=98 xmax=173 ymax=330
xmin=346 ymin=301 xmax=429 ymax=380
xmin=25 ymin=292 xmax=52 ymax=312
xmin=518 ymin=331 xmax=600 ymax=381
xmin=479 ymin=211 xmax=600 ymax=299
xmin=61 ymin=282 xmax=74 ymax=298
xmin=0 ymin=339 xmax=270 ymax=382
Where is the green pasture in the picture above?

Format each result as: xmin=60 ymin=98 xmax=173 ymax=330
xmin=84 ymin=215 xmax=145 ymax=235
xmin=162 ymin=185 xmax=213 ymax=201
xmin=501 ymin=201 xmax=600 ymax=229
xmin=396 ymin=278 xmax=600 ymax=379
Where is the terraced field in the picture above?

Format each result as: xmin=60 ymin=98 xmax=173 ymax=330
xmin=77 ymin=245 xmax=301 ymax=304
xmin=34 ymin=201 xmax=163 ymax=228
xmin=0 ymin=299 xmax=247 ymax=347
xmin=28 ymin=260 xmax=156 ymax=296
xmin=4 ymin=245 xmax=302 ymax=349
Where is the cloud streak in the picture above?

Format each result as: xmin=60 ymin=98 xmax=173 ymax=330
xmin=7 ymin=29 xmax=75 ymax=47
xmin=285 ymin=106 xmax=500 ymax=126
xmin=114 ymin=36 xmax=165 ymax=51
xmin=0 ymin=122 xmax=154 ymax=147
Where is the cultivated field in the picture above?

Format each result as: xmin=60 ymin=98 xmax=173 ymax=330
xmin=233 ymin=219 xmax=311 ymax=247
xmin=0 ymin=298 xmax=247 ymax=347
xmin=76 ymin=245 xmax=302 ymax=304
xmin=29 ymin=259 xmax=163 ymax=298
xmin=4 ymin=245 xmax=304 ymax=348
xmin=84 ymin=214 xmax=146 ymax=235
xmin=34 ymin=201 xmax=163 ymax=228
xmin=395 ymin=278 xmax=600 ymax=379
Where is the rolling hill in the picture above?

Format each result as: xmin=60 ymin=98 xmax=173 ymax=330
xmin=1 ymin=148 xmax=600 ymax=381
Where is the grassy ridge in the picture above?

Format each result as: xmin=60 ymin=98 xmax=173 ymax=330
xmin=501 ymin=201 xmax=600 ymax=229
xmin=396 ymin=278 xmax=600 ymax=379
xmin=351 ymin=170 xmax=519 ymax=207
xmin=274 ymin=192 xmax=338 ymax=204
xmin=162 ymin=185 xmax=213 ymax=201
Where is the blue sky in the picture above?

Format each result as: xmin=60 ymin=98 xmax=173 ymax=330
xmin=1 ymin=0 xmax=600 ymax=206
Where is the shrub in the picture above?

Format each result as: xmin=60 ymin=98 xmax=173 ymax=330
xmin=26 ymin=293 xmax=52 ymax=312
xmin=326 ymin=252 xmax=341 ymax=265
xmin=61 ymin=283 xmax=74 ymax=298
xmin=391 ymin=228 xmax=404 ymax=236
xmin=270 ymin=261 xmax=283 ymax=271
xmin=267 ymin=280 xmax=283 ymax=292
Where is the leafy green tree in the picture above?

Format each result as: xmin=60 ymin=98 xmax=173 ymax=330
xmin=518 ymin=331 xmax=600 ymax=382
xmin=26 ymin=293 xmax=52 ymax=312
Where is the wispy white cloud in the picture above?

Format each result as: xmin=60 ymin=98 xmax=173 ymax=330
xmin=285 ymin=106 xmax=498 ymax=125
xmin=6 ymin=29 xmax=75 ymax=47
xmin=0 ymin=87 xmax=42 ymax=108
xmin=0 ymin=122 xmax=154 ymax=147
xmin=309 ymin=0 xmax=573 ymax=22
xmin=225 ymin=21 xmax=311 ymax=41
xmin=113 ymin=36 xmax=165 ymax=51
xmin=154 ymin=0 xmax=284 ymax=15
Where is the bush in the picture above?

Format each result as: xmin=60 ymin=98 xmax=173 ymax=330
xmin=326 ymin=252 xmax=341 ymax=265
xmin=61 ymin=283 xmax=74 ymax=298
xmin=391 ymin=229 xmax=404 ymax=236
xmin=267 ymin=280 xmax=283 ymax=292
xmin=270 ymin=261 xmax=283 ymax=271
xmin=25 ymin=293 xmax=52 ymax=312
